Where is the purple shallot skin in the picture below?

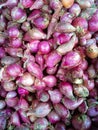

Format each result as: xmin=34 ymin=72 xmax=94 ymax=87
xmin=0 ymin=0 xmax=98 ymax=129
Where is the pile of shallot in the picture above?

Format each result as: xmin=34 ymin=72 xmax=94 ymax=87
xmin=0 ymin=0 xmax=98 ymax=130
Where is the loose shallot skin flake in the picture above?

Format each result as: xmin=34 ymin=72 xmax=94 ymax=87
xmin=0 ymin=0 xmax=98 ymax=130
